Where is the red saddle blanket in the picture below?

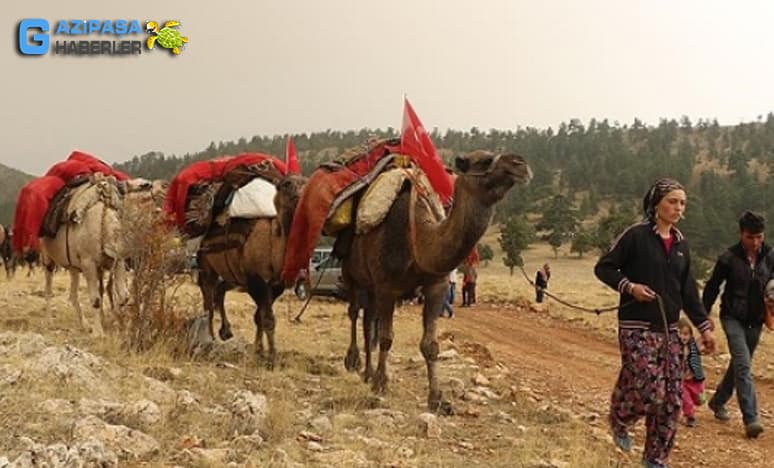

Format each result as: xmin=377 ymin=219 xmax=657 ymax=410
xmin=12 ymin=151 xmax=129 ymax=254
xmin=281 ymin=138 xmax=442 ymax=285
xmin=62 ymin=150 xmax=129 ymax=181
xmin=12 ymin=176 xmax=66 ymax=254
xmin=164 ymin=153 xmax=287 ymax=231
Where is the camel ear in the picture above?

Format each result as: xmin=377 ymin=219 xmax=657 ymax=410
xmin=455 ymin=157 xmax=470 ymax=173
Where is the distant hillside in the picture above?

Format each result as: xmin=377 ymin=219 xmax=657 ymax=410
xmin=0 ymin=114 xmax=767 ymax=260
xmin=114 ymin=114 xmax=774 ymax=260
xmin=0 ymin=163 xmax=34 ymax=225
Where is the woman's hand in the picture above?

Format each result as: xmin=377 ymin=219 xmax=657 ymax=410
xmin=700 ymin=330 xmax=716 ymax=354
xmin=628 ymin=283 xmax=656 ymax=302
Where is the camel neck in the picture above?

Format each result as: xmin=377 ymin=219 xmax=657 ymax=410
xmin=415 ymin=179 xmax=492 ymax=274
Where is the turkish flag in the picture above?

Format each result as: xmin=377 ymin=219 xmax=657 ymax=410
xmin=400 ymin=98 xmax=453 ymax=206
xmin=286 ymin=136 xmax=301 ymax=175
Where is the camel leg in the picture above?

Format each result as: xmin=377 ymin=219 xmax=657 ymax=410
xmin=68 ymin=269 xmax=88 ymax=332
xmin=82 ymin=261 xmax=105 ymax=336
xmin=215 ymin=281 xmax=233 ymax=341
xmin=363 ymin=290 xmax=378 ymax=382
xmin=100 ymin=273 xmax=113 ymax=311
xmin=44 ymin=263 xmax=54 ymax=313
xmin=247 ymin=274 xmax=276 ymax=369
xmin=197 ymin=266 xmax=218 ymax=340
xmin=372 ymin=292 xmax=395 ymax=394
xmin=109 ymin=260 xmax=129 ymax=311
xmin=344 ymin=287 xmax=363 ymax=372
xmin=116 ymin=261 xmax=129 ymax=307
xmin=253 ymin=304 xmax=264 ymax=359
xmin=421 ymin=282 xmax=454 ymax=415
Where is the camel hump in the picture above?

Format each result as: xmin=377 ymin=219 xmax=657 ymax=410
xmin=67 ymin=182 xmax=106 ymax=222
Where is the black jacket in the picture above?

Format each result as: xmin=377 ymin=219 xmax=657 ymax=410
xmin=535 ymin=270 xmax=549 ymax=289
xmin=702 ymin=243 xmax=774 ymax=326
xmin=594 ymin=221 xmax=712 ymax=333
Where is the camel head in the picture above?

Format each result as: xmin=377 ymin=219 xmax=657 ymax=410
xmin=454 ymin=151 xmax=532 ymax=206
xmin=122 ymin=178 xmax=168 ymax=211
xmin=274 ymin=174 xmax=307 ymax=233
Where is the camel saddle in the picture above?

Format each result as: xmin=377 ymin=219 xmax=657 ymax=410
xmin=183 ymin=161 xmax=284 ymax=237
xmin=40 ymin=174 xmax=92 ymax=238
xmin=282 ymin=138 xmax=444 ymax=285
xmin=355 ymin=166 xmax=444 ymax=235
xmin=197 ymin=218 xmax=257 ymax=255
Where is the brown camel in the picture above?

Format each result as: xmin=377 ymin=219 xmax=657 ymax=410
xmin=0 ymin=224 xmax=13 ymax=279
xmin=340 ymin=151 xmax=531 ymax=414
xmin=40 ymin=174 xmax=129 ymax=335
xmin=0 ymin=224 xmax=6 ymax=271
xmin=197 ymin=174 xmax=306 ymax=367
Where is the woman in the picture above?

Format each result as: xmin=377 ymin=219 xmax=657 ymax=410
xmin=594 ymin=178 xmax=716 ymax=468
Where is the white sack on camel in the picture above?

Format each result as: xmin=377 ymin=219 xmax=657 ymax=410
xmin=228 ymin=178 xmax=277 ymax=219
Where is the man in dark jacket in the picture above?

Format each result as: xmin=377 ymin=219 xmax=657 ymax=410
xmin=535 ymin=263 xmax=550 ymax=303
xmin=702 ymin=211 xmax=772 ymax=438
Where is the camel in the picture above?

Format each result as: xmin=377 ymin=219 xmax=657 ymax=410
xmin=0 ymin=224 xmax=12 ymax=279
xmin=197 ymin=174 xmax=306 ymax=367
xmin=340 ymin=151 xmax=531 ymax=414
xmin=40 ymin=174 xmax=129 ymax=335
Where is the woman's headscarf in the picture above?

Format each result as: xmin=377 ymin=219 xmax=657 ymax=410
xmin=642 ymin=178 xmax=685 ymax=221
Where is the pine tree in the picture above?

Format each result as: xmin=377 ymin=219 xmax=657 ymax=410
xmin=477 ymin=244 xmax=494 ymax=266
xmin=593 ymin=206 xmax=636 ymax=254
xmin=498 ymin=216 xmax=534 ymax=275
xmin=570 ymin=227 xmax=594 ymax=258
xmin=536 ymin=194 xmax=579 ymax=257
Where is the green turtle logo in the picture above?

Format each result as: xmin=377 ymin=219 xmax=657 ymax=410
xmin=145 ymin=21 xmax=188 ymax=55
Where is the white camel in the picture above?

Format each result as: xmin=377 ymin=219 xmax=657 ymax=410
xmin=40 ymin=174 xmax=129 ymax=335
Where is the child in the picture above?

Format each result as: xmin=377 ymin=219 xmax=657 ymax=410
xmin=678 ymin=318 xmax=706 ymax=427
xmin=441 ymin=268 xmax=457 ymax=318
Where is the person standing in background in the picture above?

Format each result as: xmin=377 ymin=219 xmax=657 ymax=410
xmin=535 ymin=263 xmax=551 ymax=303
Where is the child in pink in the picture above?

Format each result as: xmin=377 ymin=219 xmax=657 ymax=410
xmin=679 ymin=318 xmax=706 ymax=427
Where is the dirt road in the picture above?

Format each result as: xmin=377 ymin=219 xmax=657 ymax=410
xmin=449 ymin=306 xmax=773 ymax=467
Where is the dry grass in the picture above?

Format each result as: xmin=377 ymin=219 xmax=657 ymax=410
xmin=261 ymin=396 xmax=294 ymax=442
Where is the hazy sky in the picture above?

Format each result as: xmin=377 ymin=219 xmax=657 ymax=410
xmin=3 ymin=0 xmax=774 ymax=175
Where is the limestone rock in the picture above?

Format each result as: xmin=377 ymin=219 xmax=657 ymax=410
xmin=417 ymin=413 xmax=442 ymax=439
xmin=228 ymin=390 xmax=268 ymax=435
xmin=310 ymin=415 xmax=333 ymax=434
xmin=72 ymin=416 xmax=160 ymax=460
xmin=472 ymin=373 xmax=490 ymax=386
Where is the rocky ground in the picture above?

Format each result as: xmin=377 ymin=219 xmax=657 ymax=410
xmin=0 ymin=271 xmax=612 ymax=468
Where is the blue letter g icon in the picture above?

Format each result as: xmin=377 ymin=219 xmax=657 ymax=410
xmin=19 ymin=19 xmax=49 ymax=55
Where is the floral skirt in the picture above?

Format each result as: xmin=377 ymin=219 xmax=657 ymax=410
xmin=610 ymin=326 xmax=682 ymax=464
